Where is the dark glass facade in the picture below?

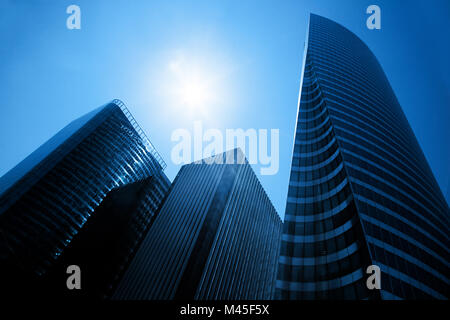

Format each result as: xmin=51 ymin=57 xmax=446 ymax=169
xmin=113 ymin=149 xmax=282 ymax=300
xmin=277 ymin=14 xmax=450 ymax=299
xmin=44 ymin=174 xmax=170 ymax=299
xmin=0 ymin=99 xmax=168 ymax=291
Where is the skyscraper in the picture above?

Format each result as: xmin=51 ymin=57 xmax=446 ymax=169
xmin=44 ymin=174 xmax=170 ymax=299
xmin=0 ymin=99 xmax=168 ymax=293
xmin=277 ymin=14 xmax=450 ymax=300
xmin=113 ymin=149 xmax=282 ymax=300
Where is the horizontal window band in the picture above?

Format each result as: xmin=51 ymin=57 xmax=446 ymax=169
xmin=281 ymin=215 xmax=358 ymax=243
xmin=291 ymin=148 xmax=340 ymax=172
xmin=287 ymin=178 xmax=348 ymax=204
xmin=276 ymin=267 xmax=364 ymax=292
xmin=295 ymin=126 xmax=334 ymax=145
xmin=284 ymin=195 xmax=354 ymax=222
xmin=289 ymin=162 xmax=344 ymax=187
xmin=279 ymin=241 xmax=360 ymax=266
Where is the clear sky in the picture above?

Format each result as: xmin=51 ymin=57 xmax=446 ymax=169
xmin=0 ymin=0 xmax=449 ymax=218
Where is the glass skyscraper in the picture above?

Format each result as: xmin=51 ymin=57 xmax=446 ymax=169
xmin=113 ymin=149 xmax=282 ymax=300
xmin=0 ymin=99 xmax=168 ymax=293
xmin=44 ymin=175 xmax=170 ymax=299
xmin=277 ymin=14 xmax=449 ymax=300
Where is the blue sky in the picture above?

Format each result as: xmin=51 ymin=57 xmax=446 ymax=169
xmin=0 ymin=0 xmax=449 ymax=217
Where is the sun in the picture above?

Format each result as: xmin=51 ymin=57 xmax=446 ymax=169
xmin=179 ymin=79 xmax=210 ymax=110
xmin=165 ymin=55 xmax=221 ymax=116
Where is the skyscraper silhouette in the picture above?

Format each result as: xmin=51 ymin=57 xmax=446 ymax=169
xmin=0 ymin=99 xmax=168 ymax=295
xmin=277 ymin=14 xmax=449 ymax=300
xmin=45 ymin=175 xmax=170 ymax=299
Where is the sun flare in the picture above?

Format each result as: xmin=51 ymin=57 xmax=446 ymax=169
xmin=179 ymin=79 xmax=210 ymax=110
xmin=165 ymin=55 xmax=224 ymax=116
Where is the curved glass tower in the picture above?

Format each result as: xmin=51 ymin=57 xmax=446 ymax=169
xmin=277 ymin=14 xmax=449 ymax=300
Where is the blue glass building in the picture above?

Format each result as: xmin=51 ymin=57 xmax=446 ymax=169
xmin=113 ymin=149 xmax=282 ymax=300
xmin=0 ymin=99 xmax=168 ymax=292
xmin=44 ymin=175 xmax=170 ymax=299
xmin=277 ymin=14 xmax=449 ymax=299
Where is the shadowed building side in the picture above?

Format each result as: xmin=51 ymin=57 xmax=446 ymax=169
xmin=44 ymin=174 xmax=170 ymax=299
